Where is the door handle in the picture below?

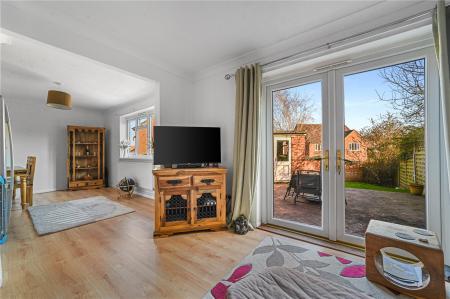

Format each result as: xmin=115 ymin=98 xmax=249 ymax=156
xmin=323 ymin=150 xmax=329 ymax=171
xmin=336 ymin=149 xmax=342 ymax=175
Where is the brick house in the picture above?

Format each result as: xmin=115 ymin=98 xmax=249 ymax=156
xmin=274 ymin=124 xmax=367 ymax=182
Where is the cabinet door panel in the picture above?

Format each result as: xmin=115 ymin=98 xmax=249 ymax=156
xmin=193 ymin=189 xmax=220 ymax=222
xmin=161 ymin=190 xmax=191 ymax=227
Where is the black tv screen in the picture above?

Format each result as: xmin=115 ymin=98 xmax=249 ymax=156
xmin=154 ymin=126 xmax=221 ymax=165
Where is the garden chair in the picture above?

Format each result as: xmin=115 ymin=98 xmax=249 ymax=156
xmin=283 ymin=171 xmax=300 ymax=201
xmin=294 ymin=170 xmax=322 ymax=203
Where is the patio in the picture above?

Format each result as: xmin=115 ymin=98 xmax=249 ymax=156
xmin=273 ymin=183 xmax=426 ymax=237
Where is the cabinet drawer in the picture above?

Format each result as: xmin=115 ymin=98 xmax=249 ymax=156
xmin=88 ymin=180 xmax=103 ymax=186
xmin=69 ymin=180 xmax=103 ymax=188
xmin=158 ymin=176 xmax=191 ymax=189
xmin=193 ymin=175 xmax=223 ymax=187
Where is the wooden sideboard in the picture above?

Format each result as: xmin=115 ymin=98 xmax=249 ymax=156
xmin=153 ymin=167 xmax=227 ymax=237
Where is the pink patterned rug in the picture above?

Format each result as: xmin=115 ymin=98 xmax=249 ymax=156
xmin=203 ymin=236 xmax=407 ymax=299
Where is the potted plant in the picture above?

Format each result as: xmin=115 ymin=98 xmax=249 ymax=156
xmin=408 ymin=144 xmax=424 ymax=195
xmin=400 ymin=128 xmax=424 ymax=195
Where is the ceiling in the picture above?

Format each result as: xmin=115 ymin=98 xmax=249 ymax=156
xmin=0 ymin=1 xmax=437 ymax=109
xmin=1 ymin=1 xmax=435 ymax=75
xmin=1 ymin=31 xmax=156 ymax=109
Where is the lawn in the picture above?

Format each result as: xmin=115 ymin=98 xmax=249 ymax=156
xmin=345 ymin=181 xmax=409 ymax=193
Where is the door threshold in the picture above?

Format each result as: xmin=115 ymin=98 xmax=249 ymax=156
xmin=259 ymin=224 xmax=365 ymax=258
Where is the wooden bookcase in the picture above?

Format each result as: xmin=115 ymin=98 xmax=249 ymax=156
xmin=67 ymin=125 xmax=105 ymax=190
xmin=153 ymin=167 xmax=227 ymax=237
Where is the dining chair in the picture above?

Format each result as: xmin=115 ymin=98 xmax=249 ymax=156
xmin=13 ymin=156 xmax=36 ymax=209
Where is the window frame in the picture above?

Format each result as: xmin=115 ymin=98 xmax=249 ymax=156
xmin=122 ymin=110 xmax=154 ymax=161
xmin=348 ymin=142 xmax=360 ymax=152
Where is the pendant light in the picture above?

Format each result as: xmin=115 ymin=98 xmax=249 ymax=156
xmin=47 ymin=82 xmax=72 ymax=110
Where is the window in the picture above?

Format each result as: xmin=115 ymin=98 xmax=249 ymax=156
xmin=127 ymin=119 xmax=137 ymax=155
xmin=122 ymin=109 xmax=154 ymax=159
xmin=348 ymin=142 xmax=360 ymax=151
xmin=314 ymin=143 xmax=322 ymax=151
xmin=276 ymin=140 xmax=289 ymax=161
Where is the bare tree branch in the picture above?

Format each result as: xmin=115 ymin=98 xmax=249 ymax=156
xmin=377 ymin=59 xmax=425 ymax=126
xmin=273 ymin=89 xmax=315 ymax=132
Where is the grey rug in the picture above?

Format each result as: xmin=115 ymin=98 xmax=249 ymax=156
xmin=28 ymin=196 xmax=135 ymax=235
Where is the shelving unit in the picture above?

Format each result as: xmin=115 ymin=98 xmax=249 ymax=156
xmin=67 ymin=125 xmax=105 ymax=190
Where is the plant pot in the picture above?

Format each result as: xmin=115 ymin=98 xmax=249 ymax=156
xmin=408 ymin=183 xmax=424 ymax=195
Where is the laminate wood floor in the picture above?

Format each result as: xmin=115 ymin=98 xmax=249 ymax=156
xmin=0 ymin=188 xmax=366 ymax=298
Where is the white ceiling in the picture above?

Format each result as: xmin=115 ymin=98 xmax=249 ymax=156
xmin=1 ymin=31 xmax=156 ymax=109
xmin=1 ymin=1 xmax=434 ymax=75
xmin=0 ymin=1 xmax=437 ymax=109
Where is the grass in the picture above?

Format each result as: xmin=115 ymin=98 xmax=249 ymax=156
xmin=345 ymin=181 xmax=409 ymax=193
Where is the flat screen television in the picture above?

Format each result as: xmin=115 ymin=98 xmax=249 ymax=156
xmin=153 ymin=126 xmax=221 ymax=166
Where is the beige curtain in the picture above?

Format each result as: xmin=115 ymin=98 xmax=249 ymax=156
xmin=230 ymin=64 xmax=262 ymax=225
xmin=433 ymin=1 xmax=450 ymax=193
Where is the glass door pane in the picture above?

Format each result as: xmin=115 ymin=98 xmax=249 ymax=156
xmin=272 ymin=80 xmax=325 ymax=230
xmin=342 ymin=59 xmax=426 ymax=238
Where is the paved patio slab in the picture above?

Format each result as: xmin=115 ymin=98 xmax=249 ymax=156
xmin=274 ymin=183 xmax=426 ymax=237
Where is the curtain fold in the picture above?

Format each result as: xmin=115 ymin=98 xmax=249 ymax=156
xmin=230 ymin=64 xmax=262 ymax=225
xmin=433 ymin=1 xmax=450 ymax=194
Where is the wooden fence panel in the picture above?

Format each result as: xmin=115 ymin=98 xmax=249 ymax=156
xmin=399 ymin=150 xmax=425 ymax=189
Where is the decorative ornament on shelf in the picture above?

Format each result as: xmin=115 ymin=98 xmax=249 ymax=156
xmin=120 ymin=140 xmax=130 ymax=158
xmin=47 ymin=82 xmax=72 ymax=110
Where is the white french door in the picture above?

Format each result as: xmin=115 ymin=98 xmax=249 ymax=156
xmin=264 ymin=46 xmax=441 ymax=246
xmin=266 ymin=72 xmax=331 ymax=238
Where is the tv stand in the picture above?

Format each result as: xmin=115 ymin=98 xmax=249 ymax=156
xmin=153 ymin=167 xmax=227 ymax=237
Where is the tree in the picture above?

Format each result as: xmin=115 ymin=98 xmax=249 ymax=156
xmin=377 ymin=59 xmax=425 ymax=126
xmin=273 ymin=89 xmax=315 ymax=132
xmin=360 ymin=113 xmax=405 ymax=186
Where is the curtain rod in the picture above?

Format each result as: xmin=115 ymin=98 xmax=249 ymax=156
xmin=224 ymin=8 xmax=433 ymax=80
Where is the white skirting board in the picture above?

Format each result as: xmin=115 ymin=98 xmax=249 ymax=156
xmin=134 ymin=186 xmax=154 ymax=199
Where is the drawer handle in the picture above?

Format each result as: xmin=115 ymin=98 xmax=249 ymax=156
xmin=200 ymin=179 xmax=215 ymax=185
xmin=167 ymin=179 xmax=182 ymax=186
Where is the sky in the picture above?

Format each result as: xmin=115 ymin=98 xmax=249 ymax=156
xmin=277 ymin=59 xmax=424 ymax=132
xmin=344 ymin=69 xmax=399 ymax=131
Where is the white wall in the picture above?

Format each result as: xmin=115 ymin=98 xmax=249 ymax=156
xmin=441 ymin=122 xmax=450 ymax=263
xmin=192 ymin=75 xmax=235 ymax=193
xmin=105 ymin=95 xmax=159 ymax=198
xmin=5 ymin=98 xmax=105 ymax=193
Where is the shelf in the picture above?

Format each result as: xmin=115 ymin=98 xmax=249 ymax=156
xmin=75 ymin=142 xmax=98 ymax=145
xmin=73 ymin=156 xmax=98 ymax=158
xmin=75 ymin=167 xmax=98 ymax=170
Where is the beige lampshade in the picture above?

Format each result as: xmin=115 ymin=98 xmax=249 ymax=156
xmin=47 ymin=90 xmax=72 ymax=110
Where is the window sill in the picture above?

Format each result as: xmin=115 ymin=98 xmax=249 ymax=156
xmin=119 ymin=157 xmax=153 ymax=163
